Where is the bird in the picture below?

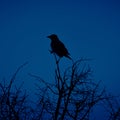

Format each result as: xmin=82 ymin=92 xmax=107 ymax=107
xmin=47 ymin=34 xmax=72 ymax=61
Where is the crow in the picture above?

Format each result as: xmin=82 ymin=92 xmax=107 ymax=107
xmin=47 ymin=34 xmax=72 ymax=60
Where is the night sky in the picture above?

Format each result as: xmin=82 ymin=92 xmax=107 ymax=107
xmin=0 ymin=0 xmax=120 ymax=119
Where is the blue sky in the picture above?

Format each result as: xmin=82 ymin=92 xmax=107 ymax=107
xmin=0 ymin=0 xmax=120 ymax=118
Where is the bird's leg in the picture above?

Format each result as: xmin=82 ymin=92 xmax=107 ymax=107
xmin=53 ymin=54 xmax=61 ymax=64
xmin=53 ymin=53 xmax=58 ymax=64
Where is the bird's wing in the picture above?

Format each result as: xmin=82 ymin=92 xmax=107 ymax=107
xmin=57 ymin=40 xmax=70 ymax=54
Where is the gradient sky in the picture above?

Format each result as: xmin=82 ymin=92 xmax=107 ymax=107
xmin=0 ymin=0 xmax=120 ymax=119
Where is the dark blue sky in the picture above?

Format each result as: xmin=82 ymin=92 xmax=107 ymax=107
xmin=0 ymin=0 xmax=120 ymax=118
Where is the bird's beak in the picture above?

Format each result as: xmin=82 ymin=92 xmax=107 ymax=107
xmin=47 ymin=35 xmax=50 ymax=38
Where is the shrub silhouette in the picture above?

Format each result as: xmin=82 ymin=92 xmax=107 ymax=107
xmin=0 ymin=58 xmax=120 ymax=120
xmin=30 ymin=57 xmax=107 ymax=120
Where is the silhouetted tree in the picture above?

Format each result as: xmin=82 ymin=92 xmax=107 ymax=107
xmin=0 ymin=62 xmax=34 ymax=120
xmin=0 ymin=57 xmax=120 ymax=120
xmin=30 ymin=56 xmax=112 ymax=120
xmin=103 ymin=95 xmax=120 ymax=120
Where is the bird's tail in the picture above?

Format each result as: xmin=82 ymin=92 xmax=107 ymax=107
xmin=66 ymin=55 xmax=74 ymax=62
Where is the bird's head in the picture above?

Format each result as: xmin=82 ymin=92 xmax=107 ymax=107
xmin=47 ymin=34 xmax=58 ymax=40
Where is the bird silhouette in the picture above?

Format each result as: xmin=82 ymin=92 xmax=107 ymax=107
xmin=47 ymin=34 xmax=72 ymax=60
